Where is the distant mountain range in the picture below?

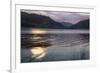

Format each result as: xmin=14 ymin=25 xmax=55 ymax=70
xmin=70 ymin=19 xmax=89 ymax=29
xmin=21 ymin=12 xmax=89 ymax=29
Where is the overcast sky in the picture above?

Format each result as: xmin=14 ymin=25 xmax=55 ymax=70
xmin=21 ymin=9 xmax=89 ymax=24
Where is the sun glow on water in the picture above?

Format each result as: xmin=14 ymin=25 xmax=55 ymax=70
xmin=31 ymin=47 xmax=47 ymax=60
xmin=32 ymin=29 xmax=46 ymax=34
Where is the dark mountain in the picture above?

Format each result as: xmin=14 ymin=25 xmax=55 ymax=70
xmin=60 ymin=22 xmax=73 ymax=29
xmin=71 ymin=19 xmax=89 ymax=29
xmin=21 ymin=12 xmax=67 ymax=29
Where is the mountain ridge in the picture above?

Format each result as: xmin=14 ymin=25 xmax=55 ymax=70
xmin=21 ymin=12 xmax=89 ymax=29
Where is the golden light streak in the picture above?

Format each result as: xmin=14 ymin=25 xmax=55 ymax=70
xmin=32 ymin=29 xmax=46 ymax=34
xmin=31 ymin=47 xmax=47 ymax=60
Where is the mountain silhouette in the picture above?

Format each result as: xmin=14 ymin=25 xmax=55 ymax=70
xmin=71 ymin=19 xmax=89 ymax=29
xmin=60 ymin=22 xmax=73 ymax=29
xmin=21 ymin=12 xmax=67 ymax=29
xmin=21 ymin=12 xmax=89 ymax=29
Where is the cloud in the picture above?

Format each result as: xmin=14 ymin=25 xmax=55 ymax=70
xmin=46 ymin=11 xmax=89 ymax=24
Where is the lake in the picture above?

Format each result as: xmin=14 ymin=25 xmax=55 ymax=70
xmin=21 ymin=28 xmax=89 ymax=63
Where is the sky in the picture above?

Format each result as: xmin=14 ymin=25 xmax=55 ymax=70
xmin=21 ymin=9 xmax=89 ymax=24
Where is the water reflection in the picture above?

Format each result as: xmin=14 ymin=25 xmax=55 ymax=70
xmin=31 ymin=47 xmax=47 ymax=60
xmin=32 ymin=29 xmax=47 ymax=34
xmin=21 ymin=29 xmax=89 ymax=63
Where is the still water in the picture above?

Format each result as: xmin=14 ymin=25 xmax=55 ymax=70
xmin=21 ymin=29 xmax=89 ymax=63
